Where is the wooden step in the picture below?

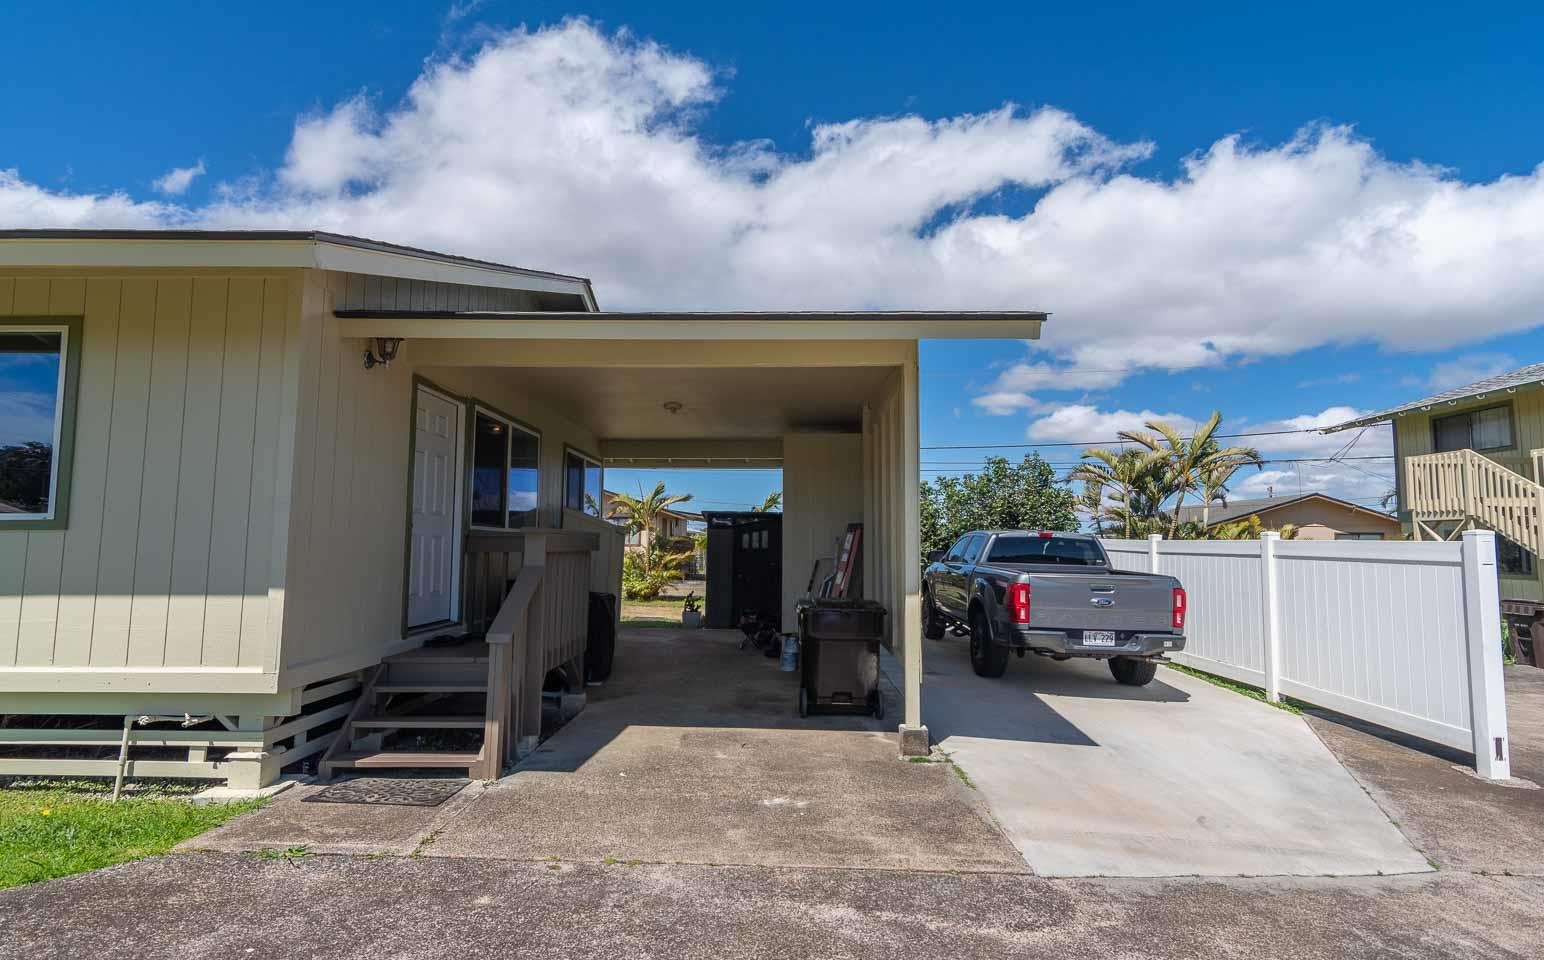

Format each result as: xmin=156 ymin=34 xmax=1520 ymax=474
xmin=325 ymin=750 xmax=482 ymax=770
xmin=374 ymin=681 xmax=487 ymax=694
xmin=352 ymin=715 xmax=485 ymax=730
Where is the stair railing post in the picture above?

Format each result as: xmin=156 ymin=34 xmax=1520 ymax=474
xmin=519 ymin=533 xmax=549 ymax=758
xmin=1460 ymin=530 xmax=1511 ymax=780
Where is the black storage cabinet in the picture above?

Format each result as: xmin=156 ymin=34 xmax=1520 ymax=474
xmin=798 ymin=599 xmax=887 ymax=718
xmin=702 ymin=511 xmax=782 ymax=629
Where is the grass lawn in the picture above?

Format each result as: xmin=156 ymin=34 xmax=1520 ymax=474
xmin=0 ymin=780 xmax=262 ymax=890
xmin=621 ymin=591 xmax=702 ymax=627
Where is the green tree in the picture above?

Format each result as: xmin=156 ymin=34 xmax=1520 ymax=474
xmin=606 ymin=481 xmax=694 ymax=560
xmin=920 ymin=454 xmax=1077 ymax=563
xmin=1116 ymin=412 xmax=1263 ymax=539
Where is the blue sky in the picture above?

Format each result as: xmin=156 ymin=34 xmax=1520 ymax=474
xmin=5 ymin=1 xmax=1544 ymax=512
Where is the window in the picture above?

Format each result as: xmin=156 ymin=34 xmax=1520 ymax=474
xmin=961 ymin=534 xmax=986 ymax=564
xmin=1432 ymin=404 xmax=1514 ymax=453
xmin=1498 ymin=535 xmax=1536 ymax=578
xmin=0 ymin=323 xmax=79 ymax=527
xmin=987 ymin=535 xmax=1107 ymax=566
xmin=564 ymin=448 xmax=603 ymax=517
xmin=470 ymin=409 xmax=539 ymax=529
xmin=1334 ymin=532 xmax=1385 ymax=541
xmin=944 ymin=536 xmax=972 ymax=563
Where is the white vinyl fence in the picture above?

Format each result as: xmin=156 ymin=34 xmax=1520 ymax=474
xmin=1101 ymin=531 xmax=1511 ymax=779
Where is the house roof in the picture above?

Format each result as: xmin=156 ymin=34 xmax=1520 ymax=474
xmin=1173 ymin=492 xmax=1396 ymax=527
xmin=1323 ymin=361 xmax=1544 ymax=433
xmin=0 ymin=229 xmax=597 ymax=304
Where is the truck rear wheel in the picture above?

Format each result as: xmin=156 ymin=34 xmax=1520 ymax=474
xmin=969 ymin=611 xmax=1008 ymax=678
xmin=1109 ymin=656 xmax=1158 ymax=686
xmin=922 ymin=589 xmax=945 ymax=641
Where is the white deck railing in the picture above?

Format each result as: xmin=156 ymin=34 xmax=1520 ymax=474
xmin=1405 ymin=449 xmax=1544 ymax=556
xmin=1102 ymin=533 xmax=1512 ymax=779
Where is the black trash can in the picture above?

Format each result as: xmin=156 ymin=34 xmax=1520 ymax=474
xmin=797 ymin=599 xmax=887 ymax=718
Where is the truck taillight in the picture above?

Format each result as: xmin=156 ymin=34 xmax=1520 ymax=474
xmin=1008 ymin=582 xmax=1032 ymax=624
xmin=1172 ymin=587 xmax=1186 ymax=629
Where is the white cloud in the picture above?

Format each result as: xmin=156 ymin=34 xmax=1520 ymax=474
xmin=1025 ymin=404 xmax=1195 ymax=444
xmin=1426 ymin=352 xmax=1518 ymax=391
xmin=0 ymin=17 xmax=1542 ymax=379
xmin=151 ymin=159 xmax=206 ymax=196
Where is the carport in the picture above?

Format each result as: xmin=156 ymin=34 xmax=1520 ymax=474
xmin=334 ymin=308 xmax=1047 ymax=756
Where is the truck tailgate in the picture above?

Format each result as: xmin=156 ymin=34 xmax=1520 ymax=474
xmin=1025 ymin=572 xmax=1173 ymax=632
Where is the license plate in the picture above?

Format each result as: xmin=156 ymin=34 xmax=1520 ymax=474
xmin=1082 ymin=630 xmax=1117 ymax=646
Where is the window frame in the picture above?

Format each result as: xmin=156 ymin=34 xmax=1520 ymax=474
xmin=562 ymin=445 xmax=604 ymax=518
xmin=467 ymin=403 xmax=542 ymax=532
xmin=0 ymin=317 xmax=83 ymax=530
xmin=1431 ymin=402 xmax=1516 ymax=454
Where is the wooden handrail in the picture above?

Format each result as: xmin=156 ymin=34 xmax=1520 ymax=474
xmin=478 ymin=566 xmax=544 ymax=779
xmin=1406 ymin=449 xmax=1544 ymax=556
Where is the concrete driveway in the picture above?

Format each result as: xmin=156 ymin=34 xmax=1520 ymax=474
xmin=922 ymin=638 xmax=1433 ymax=877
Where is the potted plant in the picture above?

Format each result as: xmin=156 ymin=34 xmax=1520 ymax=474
xmin=681 ymin=592 xmax=702 ymax=629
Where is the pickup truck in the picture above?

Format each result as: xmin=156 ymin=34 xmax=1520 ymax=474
xmin=922 ymin=530 xmax=1186 ymax=686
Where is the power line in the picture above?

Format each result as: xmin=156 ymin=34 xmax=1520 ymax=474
xmin=920 ymin=423 xmax=1386 ymax=451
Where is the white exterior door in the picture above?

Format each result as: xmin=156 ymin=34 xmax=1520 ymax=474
xmin=408 ymin=387 xmax=463 ymax=628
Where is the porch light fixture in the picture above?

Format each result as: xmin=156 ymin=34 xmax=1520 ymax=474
xmin=363 ymin=337 xmax=403 ymax=370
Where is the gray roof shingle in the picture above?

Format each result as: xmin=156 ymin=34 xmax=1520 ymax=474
xmin=1323 ymin=361 xmax=1544 ymax=432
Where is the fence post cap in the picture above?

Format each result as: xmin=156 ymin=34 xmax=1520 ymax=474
xmin=1147 ymin=533 xmax=1164 ymax=541
xmin=1460 ymin=528 xmax=1495 ymax=541
xmin=1260 ymin=531 xmax=1282 ymax=541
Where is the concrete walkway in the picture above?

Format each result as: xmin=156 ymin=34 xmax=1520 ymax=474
xmin=923 ymin=638 xmax=1433 ymax=877
xmin=186 ymin=629 xmax=1023 ymax=873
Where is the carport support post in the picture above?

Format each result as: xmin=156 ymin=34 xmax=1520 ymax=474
xmin=898 ymin=351 xmax=929 ymax=756
xmin=1460 ymin=530 xmax=1511 ymax=780
xmin=1259 ymin=533 xmax=1282 ymax=703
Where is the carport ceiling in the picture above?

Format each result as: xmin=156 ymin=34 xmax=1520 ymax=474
xmin=500 ymin=365 xmax=893 ymax=438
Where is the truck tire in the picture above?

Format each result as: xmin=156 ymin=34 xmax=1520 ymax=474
xmin=969 ymin=610 xmax=1008 ymax=678
xmin=922 ymin=590 xmax=945 ymax=641
xmin=1109 ymin=656 xmax=1158 ymax=686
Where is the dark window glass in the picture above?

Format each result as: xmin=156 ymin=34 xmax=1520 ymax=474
xmin=584 ymin=462 xmax=603 ymax=517
xmin=508 ymin=425 xmax=539 ymax=528
xmin=944 ymin=536 xmax=972 ymax=562
xmin=471 ymin=413 xmax=507 ymax=527
xmin=1433 ymin=405 xmax=1513 ymax=452
xmin=0 ymin=331 xmax=64 ymax=519
xmin=1498 ymin=535 xmax=1536 ymax=577
xmin=987 ymin=535 xmax=1106 ymax=566
xmin=961 ymin=534 xmax=986 ymax=563
xmin=564 ymin=451 xmax=604 ymax=517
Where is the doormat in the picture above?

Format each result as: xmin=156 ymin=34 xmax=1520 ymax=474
xmin=304 ymin=777 xmax=470 ymax=807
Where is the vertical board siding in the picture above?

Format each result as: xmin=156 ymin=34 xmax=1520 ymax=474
xmin=53 ymin=279 xmax=122 ymax=665
xmin=0 ymin=272 xmax=299 ymax=677
xmin=0 ymin=279 xmax=29 ymax=663
xmin=1156 ymin=541 xmax=1266 ymax=676
xmin=782 ymin=434 xmax=864 ymax=628
xmin=13 ymin=280 xmax=80 ymax=665
xmin=127 ymin=278 xmax=193 ymax=666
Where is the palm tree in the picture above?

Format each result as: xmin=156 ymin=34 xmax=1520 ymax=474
xmin=1069 ymin=447 xmax=1167 ymax=538
xmin=1118 ymin=412 xmax=1263 ymax=539
xmin=605 ymin=481 xmax=694 ymax=557
xmin=753 ymin=491 xmax=782 ymax=512
xmin=1076 ymin=480 xmax=1106 ymax=537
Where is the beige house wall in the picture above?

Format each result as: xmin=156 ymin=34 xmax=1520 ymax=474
xmin=781 ymin=432 xmax=864 ymax=627
xmin=0 ymin=270 xmax=297 ymax=694
xmin=1243 ymin=499 xmax=1403 ymax=541
xmin=1391 ymin=387 xmax=1544 ymax=602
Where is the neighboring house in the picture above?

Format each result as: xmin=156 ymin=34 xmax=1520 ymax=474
xmin=0 ymin=229 xmax=1046 ymax=786
xmin=1325 ymin=362 xmax=1544 ymax=605
xmin=600 ymin=490 xmax=702 ymax=574
xmin=1174 ymin=493 xmax=1402 ymax=541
